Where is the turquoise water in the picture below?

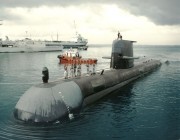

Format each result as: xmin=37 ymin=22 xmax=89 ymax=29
xmin=0 ymin=45 xmax=179 ymax=140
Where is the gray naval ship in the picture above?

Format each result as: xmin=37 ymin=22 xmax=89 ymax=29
xmin=14 ymin=38 xmax=161 ymax=123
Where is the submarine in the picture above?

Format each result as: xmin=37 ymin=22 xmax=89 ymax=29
xmin=14 ymin=39 xmax=161 ymax=123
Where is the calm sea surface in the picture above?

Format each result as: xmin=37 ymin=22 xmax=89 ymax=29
xmin=0 ymin=45 xmax=179 ymax=140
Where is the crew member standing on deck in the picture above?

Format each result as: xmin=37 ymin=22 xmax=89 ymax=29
xmin=64 ymin=65 xmax=68 ymax=79
xmin=77 ymin=64 xmax=81 ymax=76
xmin=117 ymin=31 xmax=122 ymax=40
xmin=117 ymin=31 xmax=120 ymax=39
xmin=86 ymin=64 xmax=90 ymax=75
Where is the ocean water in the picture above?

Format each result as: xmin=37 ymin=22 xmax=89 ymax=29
xmin=0 ymin=45 xmax=179 ymax=140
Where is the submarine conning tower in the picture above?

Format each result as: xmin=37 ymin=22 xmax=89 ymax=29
xmin=111 ymin=40 xmax=136 ymax=69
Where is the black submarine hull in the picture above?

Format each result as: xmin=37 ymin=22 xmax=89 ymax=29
xmin=14 ymin=59 xmax=161 ymax=123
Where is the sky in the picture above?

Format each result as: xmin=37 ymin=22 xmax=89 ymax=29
xmin=0 ymin=0 xmax=180 ymax=45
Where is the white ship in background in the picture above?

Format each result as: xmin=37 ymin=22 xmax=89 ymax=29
xmin=52 ymin=33 xmax=88 ymax=50
xmin=0 ymin=21 xmax=88 ymax=52
xmin=0 ymin=37 xmax=63 ymax=53
xmin=0 ymin=32 xmax=88 ymax=53
xmin=54 ymin=21 xmax=88 ymax=50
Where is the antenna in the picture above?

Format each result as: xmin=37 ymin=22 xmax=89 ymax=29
xmin=74 ymin=20 xmax=77 ymax=35
xmin=57 ymin=32 xmax=58 ymax=41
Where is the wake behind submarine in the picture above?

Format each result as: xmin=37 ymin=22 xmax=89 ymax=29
xmin=14 ymin=39 xmax=161 ymax=123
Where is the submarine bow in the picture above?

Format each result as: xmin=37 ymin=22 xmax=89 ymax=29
xmin=14 ymin=81 xmax=83 ymax=122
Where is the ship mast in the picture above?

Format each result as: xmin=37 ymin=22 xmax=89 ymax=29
xmin=0 ymin=20 xmax=3 ymax=40
xmin=57 ymin=32 xmax=59 ymax=41
xmin=74 ymin=20 xmax=78 ymax=36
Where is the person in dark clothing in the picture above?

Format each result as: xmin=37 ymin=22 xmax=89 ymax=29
xmin=118 ymin=31 xmax=120 ymax=39
xmin=117 ymin=31 xmax=122 ymax=40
